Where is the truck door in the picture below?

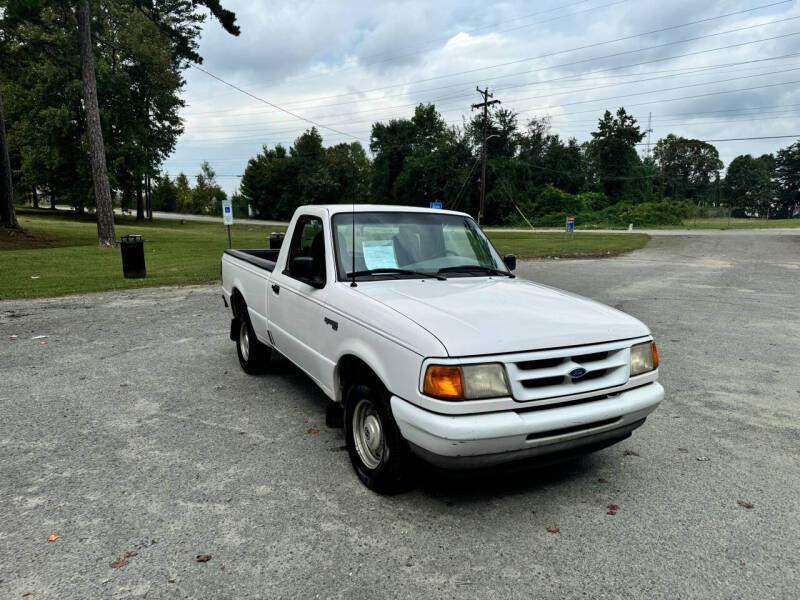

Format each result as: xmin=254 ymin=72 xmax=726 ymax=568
xmin=267 ymin=213 xmax=333 ymax=394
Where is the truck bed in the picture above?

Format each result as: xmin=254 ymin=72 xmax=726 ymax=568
xmin=223 ymin=249 xmax=279 ymax=272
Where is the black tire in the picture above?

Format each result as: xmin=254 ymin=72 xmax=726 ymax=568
xmin=235 ymin=312 xmax=269 ymax=375
xmin=344 ymin=379 xmax=414 ymax=494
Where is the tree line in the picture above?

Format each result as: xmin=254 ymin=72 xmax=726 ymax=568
xmin=0 ymin=0 xmax=239 ymax=242
xmin=2 ymin=1 xmax=798 ymax=232
xmin=228 ymin=104 xmax=799 ymax=226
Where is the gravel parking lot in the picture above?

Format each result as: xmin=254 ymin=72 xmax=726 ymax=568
xmin=2 ymin=231 xmax=799 ymax=599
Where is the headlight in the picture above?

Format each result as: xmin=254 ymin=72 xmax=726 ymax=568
xmin=630 ymin=341 xmax=659 ymax=376
xmin=423 ymin=363 xmax=510 ymax=400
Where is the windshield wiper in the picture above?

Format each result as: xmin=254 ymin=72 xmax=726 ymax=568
xmin=347 ymin=268 xmax=447 ymax=281
xmin=437 ymin=264 xmax=515 ymax=278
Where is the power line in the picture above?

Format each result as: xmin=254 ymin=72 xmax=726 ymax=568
xmin=196 ymin=1 xmax=794 ymax=115
xmin=183 ymin=48 xmax=800 ymax=126
xmin=178 ymin=66 xmax=800 ymax=145
xmin=190 ymin=65 xmax=364 ymax=142
xmin=182 ymin=24 xmax=800 ymax=131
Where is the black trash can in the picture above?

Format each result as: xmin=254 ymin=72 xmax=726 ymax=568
xmin=269 ymin=232 xmax=285 ymax=249
xmin=120 ymin=234 xmax=146 ymax=279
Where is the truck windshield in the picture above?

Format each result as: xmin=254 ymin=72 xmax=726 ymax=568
xmin=331 ymin=211 xmax=507 ymax=281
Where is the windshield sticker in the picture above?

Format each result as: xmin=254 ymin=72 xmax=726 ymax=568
xmin=362 ymin=240 xmax=398 ymax=270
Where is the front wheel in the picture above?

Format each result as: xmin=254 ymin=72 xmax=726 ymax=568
xmin=345 ymin=381 xmax=414 ymax=494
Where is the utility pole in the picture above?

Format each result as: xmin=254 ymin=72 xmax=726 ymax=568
xmin=472 ymin=87 xmax=500 ymax=225
xmin=645 ymin=112 xmax=653 ymax=160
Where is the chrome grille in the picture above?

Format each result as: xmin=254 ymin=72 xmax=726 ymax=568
xmin=504 ymin=340 xmax=632 ymax=403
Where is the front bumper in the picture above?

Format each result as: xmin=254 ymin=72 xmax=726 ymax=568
xmin=390 ymin=382 xmax=664 ymax=470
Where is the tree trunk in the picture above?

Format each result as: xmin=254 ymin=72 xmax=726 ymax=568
xmin=145 ymin=174 xmax=152 ymax=220
xmin=0 ymin=91 xmax=19 ymax=229
xmin=136 ymin=178 xmax=144 ymax=221
xmin=76 ymin=0 xmax=116 ymax=246
xmin=32 ymin=185 xmax=39 ymax=209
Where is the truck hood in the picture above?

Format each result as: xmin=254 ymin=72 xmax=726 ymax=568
xmin=354 ymin=277 xmax=650 ymax=357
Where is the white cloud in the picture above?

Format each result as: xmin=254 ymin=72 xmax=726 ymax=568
xmin=164 ymin=0 xmax=800 ymax=192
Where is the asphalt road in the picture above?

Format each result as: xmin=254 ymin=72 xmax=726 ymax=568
xmin=2 ymin=231 xmax=799 ymax=599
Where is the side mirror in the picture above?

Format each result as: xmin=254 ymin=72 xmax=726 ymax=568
xmin=291 ymin=256 xmax=325 ymax=288
xmin=503 ymin=254 xmax=516 ymax=272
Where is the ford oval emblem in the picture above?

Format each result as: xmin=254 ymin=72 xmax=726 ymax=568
xmin=569 ymin=367 xmax=587 ymax=379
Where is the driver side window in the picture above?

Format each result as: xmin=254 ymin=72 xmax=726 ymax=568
xmin=285 ymin=215 xmax=326 ymax=285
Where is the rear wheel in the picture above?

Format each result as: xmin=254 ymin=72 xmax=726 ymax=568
xmin=345 ymin=380 xmax=414 ymax=494
xmin=235 ymin=310 xmax=269 ymax=374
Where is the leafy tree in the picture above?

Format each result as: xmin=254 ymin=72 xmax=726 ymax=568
xmin=174 ymin=172 xmax=191 ymax=212
xmin=2 ymin=0 xmax=239 ymax=245
xmin=150 ymin=173 xmax=178 ymax=212
xmin=588 ymin=108 xmax=645 ymax=201
xmin=241 ymin=130 xmax=372 ymax=219
xmin=723 ymin=154 xmax=776 ymax=217
xmin=189 ymin=161 xmax=226 ymax=214
xmin=775 ymin=140 xmax=800 ymax=218
xmin=652 ymin=134 xmax=722 ymax=204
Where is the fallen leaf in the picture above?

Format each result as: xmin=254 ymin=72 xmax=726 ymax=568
xmin=623 ymin=449 xmax=640 ymax=457
xmin=546 ymin=525 xmax=559 ymax=534
xmin=220 ymin=565 xmax=225 ymax=571
xmin=597 ymin=477 xmax=609 ymax=483
xmin=47 ymin=534 xmax=59 ymax=542
xmin=696 ymin=456 xmax=710 ymax=462
xmin=607 ymin=504 xmax=620 ymax=511
xmin=123 ymin=551 xmax=137 ymax=559
xmin=307 ymin=427 xmax=319 ymax=434
xmin=739 ymin=560 xmax=746 ymax=568
xmin=9 ymin=334 xmax=18 ymax=340
xmin=168 ymin=579 xmax=175 ymax=584
xmin=119 ymin=383 xmax=129 ymax=388
xmin=678 ymin=448 xmax=688 ymax=452
xmin=768 ymin=343 xmax=777 ymax=346
xmin=328 ymin=445 xmax=347 ymax=452
xmin=22 ymin=593 xmax=31 ymax=597
xmin=737 ymin=500 xmax=754 ymax=509
xmin=196 ymin=554 xmax=212 ymax=562
xmin=607 ymin=510 xmax=617 ymax=515
xmin=109 ymin=559 xmax=129 ymax=569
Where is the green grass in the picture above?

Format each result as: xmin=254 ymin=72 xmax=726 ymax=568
xmin=1 ymin=211 xmax=649 ymax=300
xmin=662 ymin=217 xmax=800 ymax=230
xmin=1 ymin=211 xmax=286 ymax=300
xmin=489 ymin=231 xmax=649 ymax=258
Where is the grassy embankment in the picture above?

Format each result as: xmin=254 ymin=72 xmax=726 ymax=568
xmin=1 ymin=210 xmax=649 ymax=300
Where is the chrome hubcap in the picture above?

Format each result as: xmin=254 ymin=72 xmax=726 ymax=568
xmin=353 ymin=398 xmax=384 ymax=470
xmin=239 ymin=320 xmax=250 ymax=361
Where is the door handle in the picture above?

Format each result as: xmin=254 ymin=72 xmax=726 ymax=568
xmin=324 ymin=317 xmax=338 ymax=331
xmin=271 ymin=284 xmax=280 ymax=294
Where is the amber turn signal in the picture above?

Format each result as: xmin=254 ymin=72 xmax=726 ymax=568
xmin=423 ymin=365 xmax=464 ymax=399
xmin=651 ymin=341 xmax=659 ymax=370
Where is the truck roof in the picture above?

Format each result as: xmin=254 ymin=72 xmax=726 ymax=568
xmin=309 ymin=204 xmax=472 ymax=219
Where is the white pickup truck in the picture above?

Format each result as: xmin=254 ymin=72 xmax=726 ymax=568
xmin=221 ymin=205 xmax=663 ymax=493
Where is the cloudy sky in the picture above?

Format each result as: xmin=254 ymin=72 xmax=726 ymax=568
xmin=163 ymin=0 xmax=800 ymax=194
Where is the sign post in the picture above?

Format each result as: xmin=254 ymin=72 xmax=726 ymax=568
xmin=565 ymin=216 xmax=575 ymax=239
xmin=222 ymin=199 xmax=233 ymax=248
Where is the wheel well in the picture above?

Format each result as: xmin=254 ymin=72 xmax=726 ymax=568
xmin=230 ymin=288 xmax=246 ymax=319
xmin=335 ymin=354 xmax=386 ymax=404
